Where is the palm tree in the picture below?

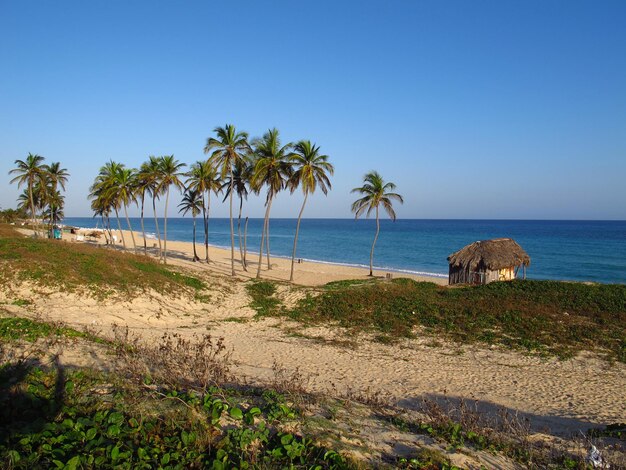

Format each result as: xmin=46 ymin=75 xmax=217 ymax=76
xmin=42 ymin=192 xmax=64 ymax=231
xmin=115 ymin=166 xmax=138 ymax=253
xmin=91 ymin=197 xmax=114 ymax=245
xmin=351 ymin=171 xmax=403 ymax=276
xmin=9 ymin=153 xmax=45 ymax=234
xmin=145 ymin=156 xmax=164 ymax=258
xmin=157 ymin=155 xmax=186 ymax=264
xmin=44 ymin=162 xmax=69 ymax=192
xmin=251 ymin=128 xmax=293 ymax=278
xmin=185 ymin=160 xmax=222 ymax=263
xmin=204 ymin=124 xmax=250 ymax=276
xmin=90 ymin=160 xmax=127 ymax=249
xmin=136 ymin=161 xmax=154 ymax=255
xmin=221 ymin=159 xmax=252 ymax=270
xmin=288 ymin=141 xmax=333 ymax=282
xmin=41 ymin=162 xmax=69 ymax=235
xmin=178 ymin=189 xmax=203 ymax=261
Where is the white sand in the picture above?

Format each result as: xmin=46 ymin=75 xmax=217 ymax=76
xmin=70 ymin=227 xmax=449 ymax=286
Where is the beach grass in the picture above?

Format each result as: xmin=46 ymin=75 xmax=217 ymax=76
xmin=256 ymin=278 xmax=626 ymax=362
xmin=0 ymin=224 xmax=205 ymax=297
xmin=0 ymin=316 xmax=106 ymax=344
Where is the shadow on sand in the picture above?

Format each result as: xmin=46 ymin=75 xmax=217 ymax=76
xmin=398 ymin=393 xmax=609 ymax=438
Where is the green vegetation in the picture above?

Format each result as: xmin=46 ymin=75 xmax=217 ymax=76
xmin=0 ymin=365 xmax=349 ymax=469
xmin=588 ymin=423 xmax=626 ymax=440
xmin=0 ymin=224 xmax=205 ymax=297
xmin=250 ymin=277 xmax=626 ymax=362
xmin=0 ymin=317 xmax=104 ymax=344
xmin=246 ymin=281 xmax=282 ymax=317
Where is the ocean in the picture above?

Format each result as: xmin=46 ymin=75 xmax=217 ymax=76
xmin=62 ymin=217 xmax=626 ymax=284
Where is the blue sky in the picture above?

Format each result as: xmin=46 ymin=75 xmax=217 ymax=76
xmin=1 ymin=1 xmax=625 ymax=219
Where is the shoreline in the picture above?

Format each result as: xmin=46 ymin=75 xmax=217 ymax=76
xmin=61 ymin=226 xmax=450 ymax=286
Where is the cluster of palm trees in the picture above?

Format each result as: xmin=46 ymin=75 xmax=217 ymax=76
xmin=10 ymin=127 xmax=405 ymax=281
xmin=9 ymin=153 xmax=69 ymax=236
xmin=87 ymin=124 xmax=334 ymax=281
xmin=88 ymin=156 xmax=185 ymax=263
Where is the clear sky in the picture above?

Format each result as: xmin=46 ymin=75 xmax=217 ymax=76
xmin=1 ymin=1 xmax=625 ymax=220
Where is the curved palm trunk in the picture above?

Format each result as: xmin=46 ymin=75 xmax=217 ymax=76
xmin=105 ymin=214 xmax=113 ymax=245
xmin=152 ymin=195 xmax=162 ymax=258
xmin=163 ymin=187 xmax=170 ymax=264
xmin=206 ymin=191 xmax=212 ymax=263
xmin=202 ymin=192 xmax=209 ymax=262
xmin=228 ymin=168 xmax=236 ymax=276
xmin=369 ymin=206 xmax=380 ymax=276
xmin=123 ymin=204 xmax=137 ymax=253
xmin=192 ymin=215 xmax=199 ymax=261
xmin=244 ymin=216 xmax=249 ymax=266
xmin=256 ymin=195 xmax=274 ymax=278
xmin=107 ymin=215 xmax=114 ymax=244
xmin=266 ymin=219 xmax=271 ymax=270
xmin=29 ymin=182 xmax=37 ymax=236
xmin=289 ymin=192 xmax=308 ymax=282
xmin=237 ymin=195 xmax=246 ymax=271
xmin=100 ymin=215 xmax=108 ymax=244
xmin=140 ymin=192 xmax=147 ymax=255
xmin=114 ymin=207 xmax=126 ymax=249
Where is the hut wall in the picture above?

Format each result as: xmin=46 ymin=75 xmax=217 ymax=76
xmin=485 ymin=270 xmax=499 ymax=283
xmin=449 ymin=266 xmax=517 ymax=285
xmin=449 ymin=266 xmax=468 ymax=285
xmin=449 ymin=267 xmax=487 ymax=285
xmin=498 ymin=267 xmax=515 ymax=281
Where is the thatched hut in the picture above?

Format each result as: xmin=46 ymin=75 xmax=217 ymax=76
xmin=447 ymin=238 xmax=530 ymax=285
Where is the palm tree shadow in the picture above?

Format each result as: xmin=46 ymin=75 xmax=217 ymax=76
xmin=0 ymin=356 xmax=66 ymax=442
xmin=398 ymin=393 xmax=610 ymax=437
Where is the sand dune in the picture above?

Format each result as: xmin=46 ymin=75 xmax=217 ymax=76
xmin=5 ymin=227 xmax=625 ymax=438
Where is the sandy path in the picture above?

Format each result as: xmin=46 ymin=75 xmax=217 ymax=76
xmin=3 ymin=284 xmax=624 ymax=438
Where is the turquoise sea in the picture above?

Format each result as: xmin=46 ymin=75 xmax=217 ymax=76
xmin=62 ymin=218 xmax=626 ymax=284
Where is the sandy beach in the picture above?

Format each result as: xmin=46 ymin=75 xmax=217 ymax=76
xmin=4 ymin=226 xmax=624 ymax=441
xmin=68 ymin=227 xmax=449 ymax=286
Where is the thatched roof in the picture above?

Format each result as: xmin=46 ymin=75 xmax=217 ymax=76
xmin=448 ymin=238 xmax=530 ymax=271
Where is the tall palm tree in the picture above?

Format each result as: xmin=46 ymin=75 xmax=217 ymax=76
xmin=178 ymin=189 xmax=203 ymax=262
xmin=135 ymin=161 xmax=154 ymax=255
xmin=288 ymin=141 xmax=333 ymax=282
xmin=145 ymin=156 xmax=164 ymax=258
xmin=44 ymin=162 xmax=69 ymax=193
xmin=41 ymin=162 xmax=69 ymax=235
xmin=9 ymin=153 xmax=46 ymax=234
xmin=204 ymin=124 xmax=251 ymax=276
xmin=157 ymin=155 xmax=186 ymax=264
xmin=351 ymin=171 xmax=403 ymax=276
xmin=221 ymin=159 xmax=252 ymax=270
xmin=115 ymin=167 xmax=138 ymax=253
xmin=90 ymin=160 xmax=127 ymax=249
xmin=251 ymin=128 xmax=293 ymax=278
xmin=186 ymin=160 xmax=222 ymax=263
